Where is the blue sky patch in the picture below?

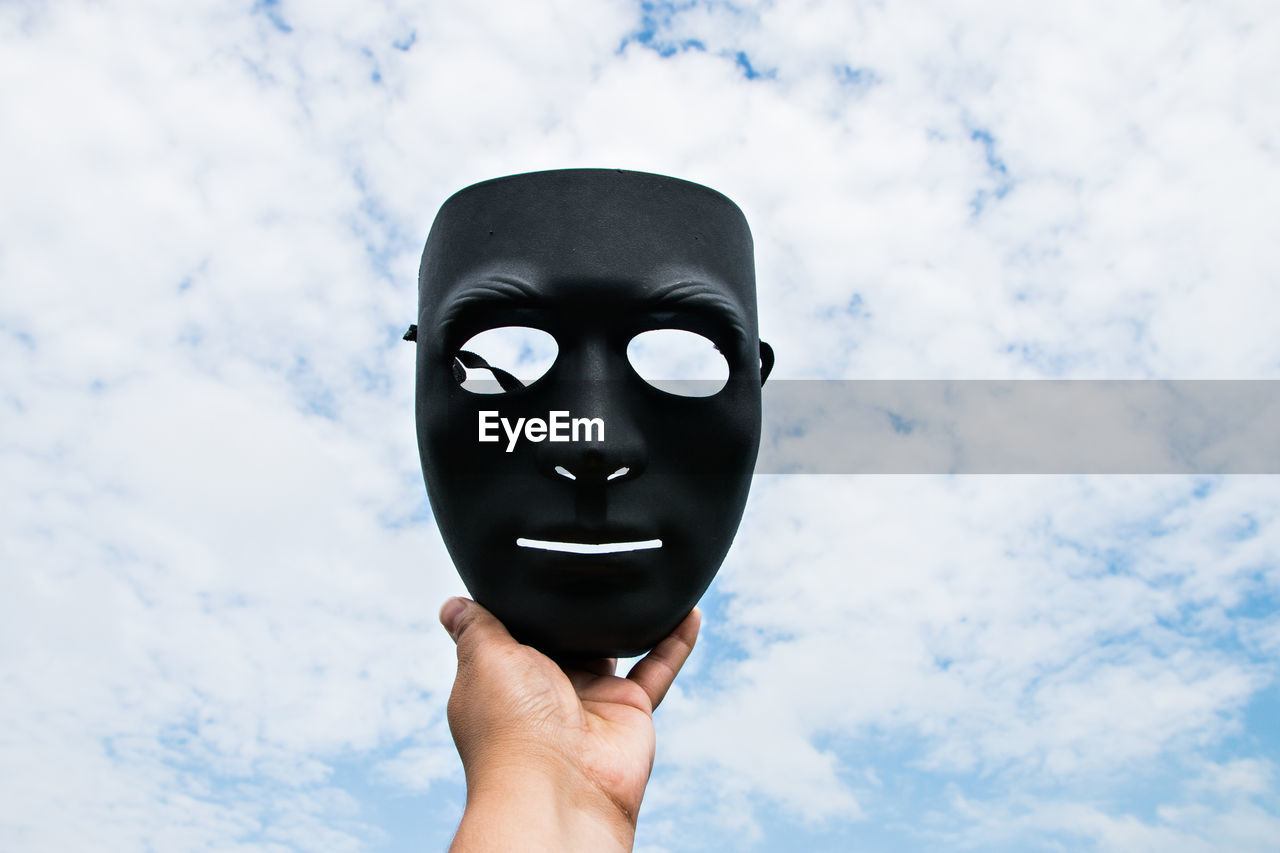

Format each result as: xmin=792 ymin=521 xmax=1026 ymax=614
xmin=252 ymin=0 xmax=292 ymax=34
xmin=968 ymin=127 xmax=1014 ymax=215
xmin=834 ymin=64 xmax=879 ymax=90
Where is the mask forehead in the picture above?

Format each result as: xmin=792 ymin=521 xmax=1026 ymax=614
xmin=419 ymin=169 xmax=758 ymax=339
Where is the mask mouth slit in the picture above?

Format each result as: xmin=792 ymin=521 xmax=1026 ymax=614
xmin=516 ymin=538 xmax=662 ymax=554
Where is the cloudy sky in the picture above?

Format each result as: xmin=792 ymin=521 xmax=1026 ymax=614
xmin=3 ymin=1 xmax=1279 ymax=851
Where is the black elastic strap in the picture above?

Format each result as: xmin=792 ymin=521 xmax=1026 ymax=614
xmin=454 ymin=350 xmax=525 ymax=393
xmin=759 ymin=340 xmax=774 ymax=385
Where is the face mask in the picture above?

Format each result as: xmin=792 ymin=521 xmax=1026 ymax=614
xmin=409 ymin=169 xmax=772 ymax=657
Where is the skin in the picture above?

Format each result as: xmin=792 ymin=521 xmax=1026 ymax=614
xmin=440 ymin=596 xmax=701 ymax=851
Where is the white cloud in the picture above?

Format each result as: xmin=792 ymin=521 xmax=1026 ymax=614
xmin=642 ymin=475 xmax=1278 ymax=847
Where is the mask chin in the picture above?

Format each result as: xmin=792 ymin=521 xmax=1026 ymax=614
xmin=413 ymin=168 xmax=766 ymax=657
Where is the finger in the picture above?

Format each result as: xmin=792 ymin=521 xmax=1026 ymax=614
xmin=563 ymin=669 xmax=608 ymax=695
xmin=626 ymin=607 xmax=701 ymax=712
xmin=438 ymin=597 xmax=516 ymax=661
xmin=556 ymin=657 xmax=618 ymax=678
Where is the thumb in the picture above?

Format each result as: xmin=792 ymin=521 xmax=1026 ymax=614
xmin=439 ymin=597 xmax=516 ymax=656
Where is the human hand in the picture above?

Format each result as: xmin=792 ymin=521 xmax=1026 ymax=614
xmin=439 ymin=597 xmax=701 ymax=852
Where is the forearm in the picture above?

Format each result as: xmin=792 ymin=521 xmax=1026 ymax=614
xmin=450 ymin=766 xmax=635 ymax=853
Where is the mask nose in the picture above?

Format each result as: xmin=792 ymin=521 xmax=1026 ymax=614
xmin=548 ymin=452 xmax=642 ymax=485
xmin=535 ymin=337 xmax=647 ymax=490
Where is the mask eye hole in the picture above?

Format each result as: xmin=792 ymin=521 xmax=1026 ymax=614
xmin=453 ymin=326 xmax=558 ymax=394
xmin=626 ymin=329 xmax=729 ymax=398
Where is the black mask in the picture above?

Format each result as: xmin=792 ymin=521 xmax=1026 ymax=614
xmin=412 ymin=169 xmax=770 ymax=657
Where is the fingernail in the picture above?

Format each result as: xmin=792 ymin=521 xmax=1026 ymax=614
xmin=439 ymin=597 xmax=468 ymax=638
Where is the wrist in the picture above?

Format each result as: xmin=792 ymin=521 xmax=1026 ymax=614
xmin=452 ymin=760 xmax=636 ymax=853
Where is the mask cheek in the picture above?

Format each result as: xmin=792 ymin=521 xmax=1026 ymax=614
xmin=644 ymin=401 xmax=759 ymax=479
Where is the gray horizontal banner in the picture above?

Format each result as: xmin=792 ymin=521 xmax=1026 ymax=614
xmin=758 ymin=381 xmax=1280 ymax=474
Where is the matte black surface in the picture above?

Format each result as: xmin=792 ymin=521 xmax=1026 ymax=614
xmin=414 ymin=169 xmax=764 ymax=657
